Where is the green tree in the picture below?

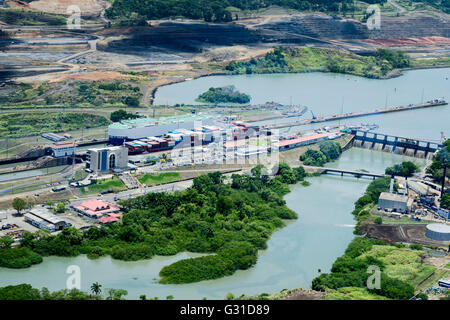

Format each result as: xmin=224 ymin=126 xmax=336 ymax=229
xmin=106 ymin=288 xmax=128 ymax=300
xmin=90 ymin=282 xmax=102 ymax=295
xmin=441 ymin=193 xmax=450 ymax=210
xmin=0 ymin=235 xmax=13 ymax=249
xmin=110 ymin=109 xmax=139 ymax=122
xmin=12 ymin=198 xmax=26 ymax=215
xmin=55 ymin=202 xmax=65 ymax=213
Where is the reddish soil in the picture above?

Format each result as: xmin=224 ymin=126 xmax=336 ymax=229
xmin=360 ymin=223 xmax=450 ymax=247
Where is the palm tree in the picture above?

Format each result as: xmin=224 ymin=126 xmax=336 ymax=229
xmin=91 ymin=282 xmax=102 ymax=295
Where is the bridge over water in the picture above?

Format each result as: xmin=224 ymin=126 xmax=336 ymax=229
xmin=304 ymin=166 xmax=384 ymax=180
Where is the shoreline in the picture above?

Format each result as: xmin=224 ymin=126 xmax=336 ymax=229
xmin=150 ymin=65 xmax=450 ymax=107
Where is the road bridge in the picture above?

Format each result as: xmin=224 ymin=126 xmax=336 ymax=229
xmin=304 ymin=166 xmax=384 ymax=179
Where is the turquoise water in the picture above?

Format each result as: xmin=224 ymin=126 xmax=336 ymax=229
xmin=0 ymin=149 xmax=421 ymax=299
xmin=155 ymin=68 xmax=450 ymax=140
xmin=0 ymin=68 xmax=442 ymax=299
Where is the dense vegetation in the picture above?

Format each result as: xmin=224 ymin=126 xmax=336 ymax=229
xmin=426 ymin=139 xmax=450 ymax=183
xmin=312 ymin=237 xmax=426 ymax=300
xmin=196 ymin=86 xmax=251 ymax=104
xmin=417 ymin=0 xmax=450 ymax=13
xmin=1 ymin=164 xmax=308 ymax=284
xmin=0 ymin=283 xmax=114 ymax=300
xmin=310 ymin=175 xmax=430 ymax=300
xmin=0 ymin=247 xmax=42 ymax=268
xmin=441 ymin=193 xmax=450 ymax=209
xmin=385 ymin=161 xmax=419 ymax=177
xmin=226 ymin=47 xmax=411 ymax=79
xmin=0 ymin=112 xmax=110 ymax=138
xmin=110 ymin=109 xmax=140 ymax=122
xmin=0 ymin=9 xmax=66 ymax=26
xmin=105 ymin=0 xmax=387 ymax=24
xmin=300 ymin=141 xmax=342 ymax=166
xmin=0 ymin=81 xmax=142 ymax=109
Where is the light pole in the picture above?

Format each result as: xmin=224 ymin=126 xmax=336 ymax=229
xmin=441 ymin=159 xmax=447 ymax=201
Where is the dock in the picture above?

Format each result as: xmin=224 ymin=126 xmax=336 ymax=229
xmin=264 ymin=99 xmax=447 ymax=130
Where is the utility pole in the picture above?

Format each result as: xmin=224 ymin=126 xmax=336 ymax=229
xmin=441 ymin=160 xmax=447 ymax=200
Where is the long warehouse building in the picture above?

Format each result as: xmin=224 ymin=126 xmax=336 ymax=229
xmin=108 ymin=115 xmax=225 ymax=144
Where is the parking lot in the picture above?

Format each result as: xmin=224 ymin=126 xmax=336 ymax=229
xmin=0 ymin=210 xmax=39 ymax=241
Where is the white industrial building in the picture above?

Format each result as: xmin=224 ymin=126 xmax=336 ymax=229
xmin=108 ymin=115 xmax=223 ymax=144
xmin=378 ymin=192 xmax=414 ymax=213
xmin=86 ymin=146 xmax=128 ymax=173
xmin=24 ymin=208 xmax=66 ymax=232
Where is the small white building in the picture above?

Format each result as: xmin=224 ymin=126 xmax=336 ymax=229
xmin=86 ymin=146 xmax=128 ymax=173
xmin=51 ymin=142 xmax=77 ymax=158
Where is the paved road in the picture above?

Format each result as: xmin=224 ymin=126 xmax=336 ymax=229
xmin=388 ymin=0 xmax=407 ymax=14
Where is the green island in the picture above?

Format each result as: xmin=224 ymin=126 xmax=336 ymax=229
xmin=196 ymin=86 xmax=251 ymax=104
xmin=0 ymin=164 xmax=307 ymax=284
xmin=226 ymin=47 xmax=412 ymax=79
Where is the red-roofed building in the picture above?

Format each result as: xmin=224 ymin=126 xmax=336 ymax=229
xmin=98 ymin=216 xmax=120 ymax=224
xmin=74 ymin=199 xmax=120 ymax=219
xmin=51 ymin=142 xmax=77 ymax=157
xmin=275 ymin=133 xmax=330 ymax=150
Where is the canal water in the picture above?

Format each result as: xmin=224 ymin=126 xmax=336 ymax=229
xmin=0 ymin=165 xmax=67 ymax=183
xmin=154 ymin=68 xmax=450 ymax=140
xmin=0 ymin=68 xmax=441 ymax=299
xmin=0 ymin=149 xmax=425 ymax=299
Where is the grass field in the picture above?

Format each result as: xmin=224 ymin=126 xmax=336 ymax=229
xmin=359 ymin=245 xmax=436 ymax=288
xmin=138 ymin=172 xmax=181 ymax=186
xmin=412 ymin=57 xmax=450 ymax=68
xmin=80 ymin=177 xmax=126 ymax=195
xmin=0 ymin=9 xmax=66 ymax=26
xmin=324 ymin=287 xmax=390 ymax=300
xmin=0 ymin=113 xmax=110 ymax=138
xmin=0 ymin=81 xmax=144 ymax=110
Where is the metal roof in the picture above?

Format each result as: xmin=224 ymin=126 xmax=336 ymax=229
xmin=379 ymin=192 xmax=409 ymax=202
xmin=426 ymin=224 xmax=450 ymax=233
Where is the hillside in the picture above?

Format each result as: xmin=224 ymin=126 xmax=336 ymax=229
xmin=225 ymin=46 xmax=410 ymax=79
